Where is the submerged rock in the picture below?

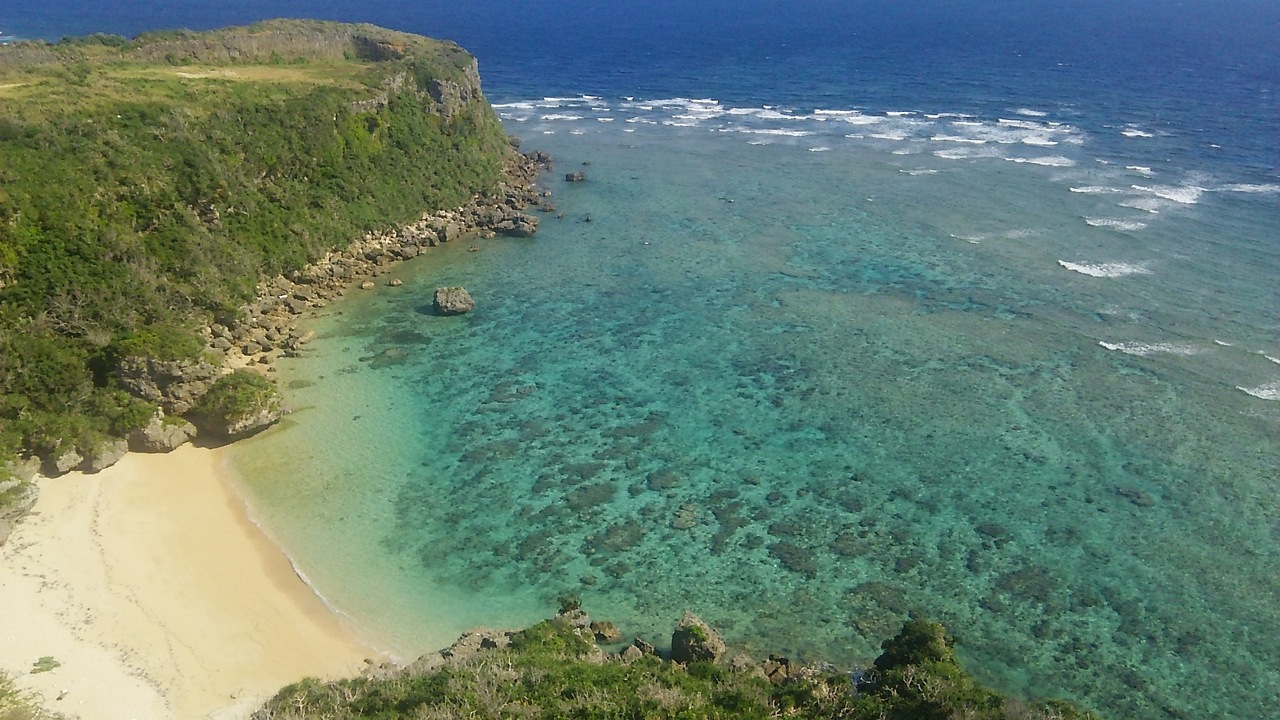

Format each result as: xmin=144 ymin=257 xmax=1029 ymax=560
xmin=670 ymin=611 xmax=726 ymax=664
xmin=434 ymin=286 xmax=475 ymax=315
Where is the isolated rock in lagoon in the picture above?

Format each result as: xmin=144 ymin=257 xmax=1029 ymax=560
xmin=434 ymin=287 xmax=475 ymax=315
xmin=670 ymin=611 xmax=726 ymax=664
xmin=565 ymin=170 xmax=587 ymax=182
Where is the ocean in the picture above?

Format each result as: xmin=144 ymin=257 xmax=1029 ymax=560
xmin=5 ymin=2 xmax=1279 ymax=718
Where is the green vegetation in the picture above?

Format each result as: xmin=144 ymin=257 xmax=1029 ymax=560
xmin=27 ymin=658 xmax=57 ymax=676
xmin=256 ymin=617 xmax=1098 ymax=720
xmin=0 ymin=672 xmax=56 ymax=720
xmin=0 ymin=20 xmax=513 ymax=466
xmin=192 ymin=370 xmax=278 ymax=427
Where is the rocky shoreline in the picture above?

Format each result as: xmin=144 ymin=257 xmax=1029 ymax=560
xmin=1 ymin=146 xmax=553 ymax=492
xmin=205 ymin=147 xmax=552 ymax=373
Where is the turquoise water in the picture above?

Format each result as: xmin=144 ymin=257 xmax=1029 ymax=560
xmin=234 ymin=112 xmax=1280 ymax=719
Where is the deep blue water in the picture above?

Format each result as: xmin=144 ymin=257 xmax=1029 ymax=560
xmin=6 ymin=3 xmax=1280 ymax=719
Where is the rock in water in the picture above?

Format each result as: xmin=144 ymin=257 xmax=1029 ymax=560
xmin=670 ymin=611 xmax=726 ymax=664
xmin=434 ymin=287 xmax=475 ymax=315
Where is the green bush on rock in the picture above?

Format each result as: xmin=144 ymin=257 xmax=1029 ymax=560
xmin=191 ymin=370 xmax=283 ymax=439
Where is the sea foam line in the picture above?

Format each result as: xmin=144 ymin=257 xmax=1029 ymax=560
xmin=1236 ymin=381 xmax=1280 ymax=400
xmin=1099 ymin=341 xmax=1200 ymax=356
xmin=1059 ymin=260 xmax=1151 ymax=277
xmin=1084 ymin=218 xmax=1148 ymax=231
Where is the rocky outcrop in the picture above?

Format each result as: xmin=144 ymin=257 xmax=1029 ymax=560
xmin=82 ymin=439 xmax=128 ymax=474
xmin=670 ymin=611 xmax=727 ymax=664
xmin=116 ymin=356 xmax=224 ymax=416
xmin=433 ymin=287 xmax=475 ymax=315
xmin=191 ymin=370 xmax=287 ymax=440
xmin=48 ymin=448 xmax=84 ymax=476
xmin=128 ymin=413 xmax=198 ymax=453
xmin=0 ymin=479 xmax=37 ymax=546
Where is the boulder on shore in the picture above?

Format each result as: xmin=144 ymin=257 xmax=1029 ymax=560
xmin=129 ymin=413 xmax=198 ymax=453
xmin=434 ymin=287 xmax=475 ymax=315
xmin=82 ymin=439 xmax=129 ymax=473
xmin=670 ymin=611 xmax=726 ymax=664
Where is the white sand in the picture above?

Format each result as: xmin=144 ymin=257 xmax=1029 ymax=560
xmin=0 ymin=445 xmax=383 ymax=719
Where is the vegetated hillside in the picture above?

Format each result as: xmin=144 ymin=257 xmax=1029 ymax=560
xmin=256 ymin=613 xmax=1099 ymax=720
xmin=0 ymin=20 xmax=514 ymax=472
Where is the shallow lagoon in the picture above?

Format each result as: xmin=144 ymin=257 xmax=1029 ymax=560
xmin=235 ymin=111 xmax=1279 ymax=719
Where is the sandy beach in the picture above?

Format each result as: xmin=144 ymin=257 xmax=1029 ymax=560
xmin=0 ymin=445 xmax=383 ymax=719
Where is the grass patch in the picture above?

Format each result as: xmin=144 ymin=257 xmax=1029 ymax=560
xmin=27 ymin=658 xmax=58 ymax=675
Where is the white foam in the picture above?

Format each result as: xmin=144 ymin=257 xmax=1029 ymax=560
xmin=597 ymin=118 xmax=614 ymax=123
xmin=1236 ymin=381 xmax=1280 ymax=400
xmin=569 ymin=129 xmax=586 ymax=135
xmin=1267 ymin=355 xmax=1280 ymax=366
xmin=809 ymin=146 xmax=832 ymax=152
xmin=1004 ymin=229 xmax=1039 ymax=239
xmin=1058 ymin=260 xmax=1152 ymax=277
xmin=492 ymin=101 xmax=536 ymax=110
xmin=1214 ymin=340 xmax=1233 ymax=347
xmin=1099 ymin=341 xmax=1201 ymax=356
xmin=838 ymin=114 xmax=885 ymax=126
xmin=1084 ymin=218 xmax=1148 ymax=231
xmin=1021 ymin=136 xmax=1060 ymax=147
xmin=1015 ymin=108 xmax=1049 ymax=117
xmin=934 ymin=146 xmax=1003 ymax=160
xmin=998 ymin=118 xmax=1046 ymax=130
xmin=1118 ymin=198 xmax=1165 ymax=213
xmin=1132 ymin=184 xmax=1205 ymax=204
xmin=886 ymin=111 xmax=915 ymax=117
xmin=931 ymin=134 xmax=988 ymax=144
xmin=1121 ymin=126 xmax=1156 ymax=138
xmin=735 ymin=128 xmax=813 ymax=137
xmin=1126 ymin=166 xmax=1155 ymax=177
xmin=540 ymin=113 xmax=584 ymax=121
xmin=1221 ymin=183 xmax=1280 ymax=194
xmin=1070 ymin=186 xmax=1125 ymax=194
xmin=869 ymin=131 xmax=911 ymax=141
xmin=1006 ymin=156 xmax=1077 ymax=167
xmin=900 ymin=168 xmax=939 ymax=176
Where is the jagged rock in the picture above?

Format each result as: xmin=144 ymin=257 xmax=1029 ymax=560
xmin=556 ymin=608 xmax=592 ymax=629
xmin=670 ymin=611 xmax=726 ymax=664
xmin=633 ymin=637 xmax=657 ymax=656
xmin=434 ymin=287 xmax=475 ymax=315
xmin=129 ymin=413 xmax=198 ymax=453
xmin=388 ymin=278 xmax=404 ymax=287
xmin=590 ymin=621 xmax=623 ymax=643
xmin=116 ymin=356 xmax=223 ymax=415
xmin=47 ymin=448 xmax=84 ymax=476
xmin=498 ymin=213 xmax=539 ymax=237
xmin=82 ymin=439 xmax=128 ymax=473
xmin=441 ymin=628 xmax=512 ymax=662
xmin=619 ymin=645 xmax=644 ymax=664
xmin=360 ymin=281 xmax=376 ymax=290
xmin=565 ymin=170 xmax=586 ymax=182
xmin=728 ymin=654 xmax=768 ymax=678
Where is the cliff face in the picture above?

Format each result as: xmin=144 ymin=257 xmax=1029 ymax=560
xmin=0 ymin=21 xmax=522 ymax=483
